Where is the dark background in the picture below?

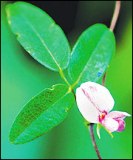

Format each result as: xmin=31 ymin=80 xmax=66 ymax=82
xmin=9 ymin=1 xmax=132 ymax=36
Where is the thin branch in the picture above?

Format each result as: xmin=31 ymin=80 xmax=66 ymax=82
xmin=89 ymin=124 xmax=102 ymax=159
xmin=102 ymin=1 xmax=121 ymax=86
xmin=102 ymin=72 xmax=107 ymax=86
xmin=110 ymin=1 xmax=121 ymax=31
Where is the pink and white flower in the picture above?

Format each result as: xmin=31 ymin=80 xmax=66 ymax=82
xmin=76 ymin=81 xmax=131 ymax=132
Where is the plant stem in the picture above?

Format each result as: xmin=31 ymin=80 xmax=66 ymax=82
xmin=110 ymin=1 xmax=121 ymax=32
xmin=102 ymin=1 xmax=121 ymax=86
xmin=58 ymin=69 xmax=77 ymax=99
xmin=102 ymin=72 xmax=107 ymax=86
xmin=89 ymin=124 xmax=102 ymax=159
xmin=89 ymin=2 xmax=121 ymax=159
xmin=59 ymin=69 xmax=71 ymax=88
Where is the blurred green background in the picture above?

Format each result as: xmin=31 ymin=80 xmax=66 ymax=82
xmin=1 ymin=1 xmax=132 ymax=159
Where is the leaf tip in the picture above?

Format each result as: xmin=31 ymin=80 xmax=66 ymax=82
xmin=9 ymin=130 xmax=15 ymax=144
xmin=9 ymin=133 xmax=22 ymax=145
xmin=9 ymin=135 xmax=15 ymax=144
xmin=5 ymin=4 xmax=13 ymax=25
xmin=9 ymin=127 xmax=19 ymax=145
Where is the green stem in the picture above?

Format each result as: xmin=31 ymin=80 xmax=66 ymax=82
xmin=59 ymin=69 xmax=71 ymax=87
xmin=58 ymin=69 xmax=77 ymax=100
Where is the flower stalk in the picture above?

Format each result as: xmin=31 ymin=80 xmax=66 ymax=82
xmin=89 ymin=123 xmax=102 ymax=159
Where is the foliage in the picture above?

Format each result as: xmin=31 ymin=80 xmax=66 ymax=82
xmin=5 ymin=1 xmax=116 ymax=144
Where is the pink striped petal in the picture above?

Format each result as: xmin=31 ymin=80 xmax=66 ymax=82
xmin=102 ymin=117 xmax=119 ymax=132
xmin=80 ymin=82 xmax=114 ymax=112
xmin=107 ymin=111 xmax=131 ymax=120
xmin=76 ymin=87 xmax=99 ymax=123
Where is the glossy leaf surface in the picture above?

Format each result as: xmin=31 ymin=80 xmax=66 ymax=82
xmin=9 ymin=84 xmax=75 ymax=144
xmin=6 ymin=2 xmax=70 ymax=71
xmin=68 ymin=24 xmax=115 ymax=88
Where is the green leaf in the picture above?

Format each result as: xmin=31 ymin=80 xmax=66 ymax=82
xmin=6 ymin=2 xmax=70 ymax=71
xmin=9 ymin=84 xmax=75 ymax=144
xmin=68 ymin=24 xmax=115 ymax=88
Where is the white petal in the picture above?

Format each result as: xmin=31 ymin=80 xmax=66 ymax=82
xmin=76 ymin=87 xmax=99 ymax=123
xmin=80 ymin=82 xmax=114 ymax=112
xmin=107 ymin=111 xmax=131 ymax=120
xmin=102 ymin=117 xmax=119 ymax=132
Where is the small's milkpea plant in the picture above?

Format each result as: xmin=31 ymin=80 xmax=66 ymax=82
xmin=6 ymin=1 xmax=131 ymax=159
xmin=76 ymin=82 xmax=130 ymax=136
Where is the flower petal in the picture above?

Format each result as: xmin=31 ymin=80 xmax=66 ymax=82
xmin=102 ymin=117 xmax=119 ymax=132
xmin=76 ymin=87 xmax=99 ymax=123
xmin=117 ymin=119 xmax=125 ymax=132
xmin=107 ymin=111 xmax=131 ymax=120
xmin=80 ymin=82 xmax=114 ymax=112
